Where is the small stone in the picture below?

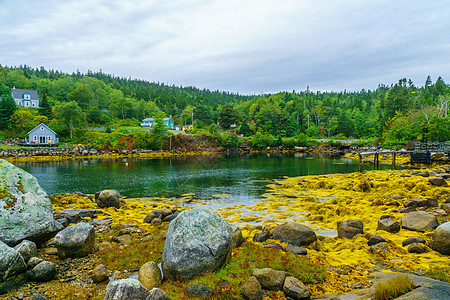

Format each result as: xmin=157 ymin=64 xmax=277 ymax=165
xmin=408 ymin=242 xmax=426 ymax=254
xmin=402 ymin=238 xmax=426 ymax=247
xmin=117 ymin=234 xmax=132 ymax=245
xmin=186 ymin=283 xmax=212 ymax=299
xmin=285 ymin=244 xmax=307 ymax=255
xmin=368 ymin=235 xmax=387 ymax=246
xmin=27 ymin=257 xmax=43 ymax=269
xmin=283 ymin=276 xmax=310 ymax=300
xmin=240 ymin=276 xmax=262 ymax=300
xmin=89 ymin=264 xmax=110 ymax=283
xmin=252 ymin=231 xmax=270 ymax=243
xmin=386 ymin=201 xmax=400 ymax=206
xmin=337 ymin=219 xmax=364 ymax=239
xmin=428 ymin=177 xmax=447 ymax=186
xmin=251 ymin=268 xmax=285 ymax=291
xmin=377 ymin=219 xmax=400 ymax=233
xmin=138 ymin=261 xmax=162 ymax=290
xmin=161 ymin=207 xmax=172 ymax=217
xmin=262 ymin=243 xmax=283 ymax=251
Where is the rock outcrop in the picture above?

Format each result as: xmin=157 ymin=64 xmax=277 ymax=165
xmin=0 ymin=159 xmax=62 ymax=246
xmin=162 ymin=208 xmax=232 ymax=280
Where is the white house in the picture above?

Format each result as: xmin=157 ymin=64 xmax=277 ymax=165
xmin=27 ymin=123 xmax=58 ymax=145
xmin=11 ymin=87 xmax=40 ymax=108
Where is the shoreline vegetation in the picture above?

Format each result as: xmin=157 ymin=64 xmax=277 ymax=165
xmin=4 ymin=158 xmax=449 ymax=299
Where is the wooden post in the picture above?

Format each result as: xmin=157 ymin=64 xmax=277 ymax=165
xmin=374 ymin=153 xmax=379 ymax=170
xmin=392 ymin=147 xmax=396 ymax=170
xmin=359 ymin=153 xmax=362 ymax=172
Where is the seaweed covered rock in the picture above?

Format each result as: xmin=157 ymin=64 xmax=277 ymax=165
xmin=271 ymin=222 xmax=317 ymax=246
xmin=430 ymin=222 xmax=450 ymax=255
xmin=402 ymin=211 xmax=438 ymax=232
xmin=53 ymin=222 xmax=95 ymax=258
xmin=0 ymin=159 xmax=62 ymax=246
xmin=95 ymin=189 xmax=121 ymax=208
xmin=337 ymin=219 xmax=364 ymax=238
xmin=162 ymin=208 xmax=232 ymax=281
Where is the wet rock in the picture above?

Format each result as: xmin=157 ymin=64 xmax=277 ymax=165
xmin=161 ymin=207 xmax=172 ymax=217
xmin=368 ymin=235 xmax=387 ymax=246
xmin=337 ymin=219 xmax=364 ymax=239
xmin=402 ymin=211 xmax=439 ymax=232
xmin=144 ymin=212 xmax=157 ymax=223
xmin=186 ymin=283 xmax=211 ymax=299
xmin=251 ymin=268 xmax=285 ymax=291
xmin=377 ymin=219 xmax=400 ymax=233
xmin=95 ymin=190 xmax=121 ymax=209
xmin=379 ymin=215 xmax=391 ymax=220
xmin=54 ymin=222 xmax=95 ymax=258
xmin=285 ymin=244 xmax=308 ymax=255
xmin=28 ymin=261 xmax=57 ymax=282
xmin=428 ymin=177 xmax=447 ymax=186
xmin=402 ymin=238 xmax=426 ymax=247
xmin=0 ymin=240 xmax=27 ymax=281
xmin=0 ymin=159 xmax=62 ymax=246
xmin=240 ymin=276 xmax=262 ymax=300
xmin=252 ymin=231 xmax=270 ymax=243
xmin=272 ymin=222 xmax=317 ymax=246
xmin=14 ymin=240 xmax=37 ymax=263
xmin=138 ymin=261 xmax=162 ymax=290
xmin=54 ymin=209 xmax=102 ymax=224
xmin=283 ymin=276 xmax=311 ymax=300
xmin=162 ymin=208 xmax=232 ymax=280
xmin=430 ymin=222 xmax=450 ymax=255
xmin=408 ymin=242 xmax=426 ymax=254
xmin=231 ymin=224 xmax=246 ymax=249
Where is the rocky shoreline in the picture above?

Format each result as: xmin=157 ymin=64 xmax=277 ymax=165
xmin=1 ymin=159 xmax=450 ymax=299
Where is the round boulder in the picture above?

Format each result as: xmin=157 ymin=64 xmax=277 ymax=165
xmin=251 ymin=268 xmax=286 ymax=291
xmin=431 ymin=222 xmax=450 ymax=255
xmin=271 ymin=222 xmax=317 ymax=246
xmin=138 ymin=261 xmax=162 ymax=290
xmin=28 ymin=261 xmax=57 ymax=282
xmin=53 ymin=222 xmax=95 ymax=259
xmin=337 ymin=219 xmax=364 ymax=239
xmin=162 ymin=208 xmax=232 ymax=281
xmin=95 ymin=190 xmax=121 ymax=208
xmin=104 ymin=278 xmax=153 ymax=300
xmin=240 ymin=276 xmax=262 ymax=300
xmin=402 ymin=211 xmax=439 ymax=232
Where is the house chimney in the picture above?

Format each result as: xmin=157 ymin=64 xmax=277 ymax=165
xmin=13 ymin=86 xmax=15 ymax=89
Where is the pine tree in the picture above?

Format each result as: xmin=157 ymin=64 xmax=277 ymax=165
xmin=0 ymin=94 xmax=17 ymax=129
xmin=38 ymin=92 xmax=52 ymax=118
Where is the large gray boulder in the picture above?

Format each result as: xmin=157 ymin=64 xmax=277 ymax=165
xmin=95 ymin=190 xmax=121 ymax=208
xmin=402 ymin=211 xmax=439 ymax=232
xmin=337 ymin=219 xmax=364 ymax=238
xmin=271 ymin=222 xmax=317 ymax=246
xmin=0 ymin=159 xmax=62 ymax=246
xmin=53 ymin=222 xmax=95 ymax=258
xmin=430 ymin=222 xmax=450 ymax=255
xmin=162 ymin=208 xmax=232 ymax=281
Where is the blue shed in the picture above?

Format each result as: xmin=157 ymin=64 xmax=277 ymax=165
xmin=27 ymin=123 xmax=59 ymax=145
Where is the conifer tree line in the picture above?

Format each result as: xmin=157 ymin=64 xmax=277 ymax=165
xmin=0 ymin=64 xmax=449 ymax=147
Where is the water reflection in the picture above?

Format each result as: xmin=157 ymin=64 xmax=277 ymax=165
xmin=14 ymin=153 xmax=397 ymax=202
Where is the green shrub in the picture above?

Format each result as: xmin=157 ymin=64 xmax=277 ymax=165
xmin=374 ymin=275 xmax=414 ymax=300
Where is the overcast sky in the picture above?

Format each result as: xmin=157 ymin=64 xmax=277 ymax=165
xmin=1 ymin=0 xmax=449 ymax=94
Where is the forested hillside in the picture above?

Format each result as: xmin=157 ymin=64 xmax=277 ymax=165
xmin=0 ymin=64 xmax=449 ymax=148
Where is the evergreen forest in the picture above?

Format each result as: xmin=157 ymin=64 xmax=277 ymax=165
xmin=0 ymin=64 xmax=449 ymax=149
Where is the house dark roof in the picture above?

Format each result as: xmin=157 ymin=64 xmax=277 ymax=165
xmin=27 ymin=123 xmax=57 ymax=135
xmin=11 ymin=88 xmax=40 ymax=100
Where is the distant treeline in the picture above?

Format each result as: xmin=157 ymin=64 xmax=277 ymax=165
xmin=0 ymin=64 xmax=449 ymax=147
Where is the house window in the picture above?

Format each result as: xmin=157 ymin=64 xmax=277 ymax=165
xmin=48 ymin=136 xmax=52 ymax=143
xmin=32 ymin=103 xmax=35 ymax=107
xmin=33 ymin=136 xmax=37 ymax=141
xmin=18 ymin=101 xmax=22 ymax=105
xmin=40 ymin=127 xmax=44 ymax=131
xmin=23 ymin=94 xmax=30 ymax=100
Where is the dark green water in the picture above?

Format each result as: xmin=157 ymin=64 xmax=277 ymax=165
xmin=13 ymin=153 xmax=395 ymax=202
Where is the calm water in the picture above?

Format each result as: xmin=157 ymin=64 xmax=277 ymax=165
xmin=13 ymin=153 xmax=395 ymax=203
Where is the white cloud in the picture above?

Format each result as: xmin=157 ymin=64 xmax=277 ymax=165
xmin=1 ymin=0 xmax=450 ymax=93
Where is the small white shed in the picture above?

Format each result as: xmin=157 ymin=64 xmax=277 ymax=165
xmin=27 ymin=123 xmax=59 ymax=145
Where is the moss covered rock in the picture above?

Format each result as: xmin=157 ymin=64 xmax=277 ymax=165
xmin=0 ymin=159 xmax=62 ymax=246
